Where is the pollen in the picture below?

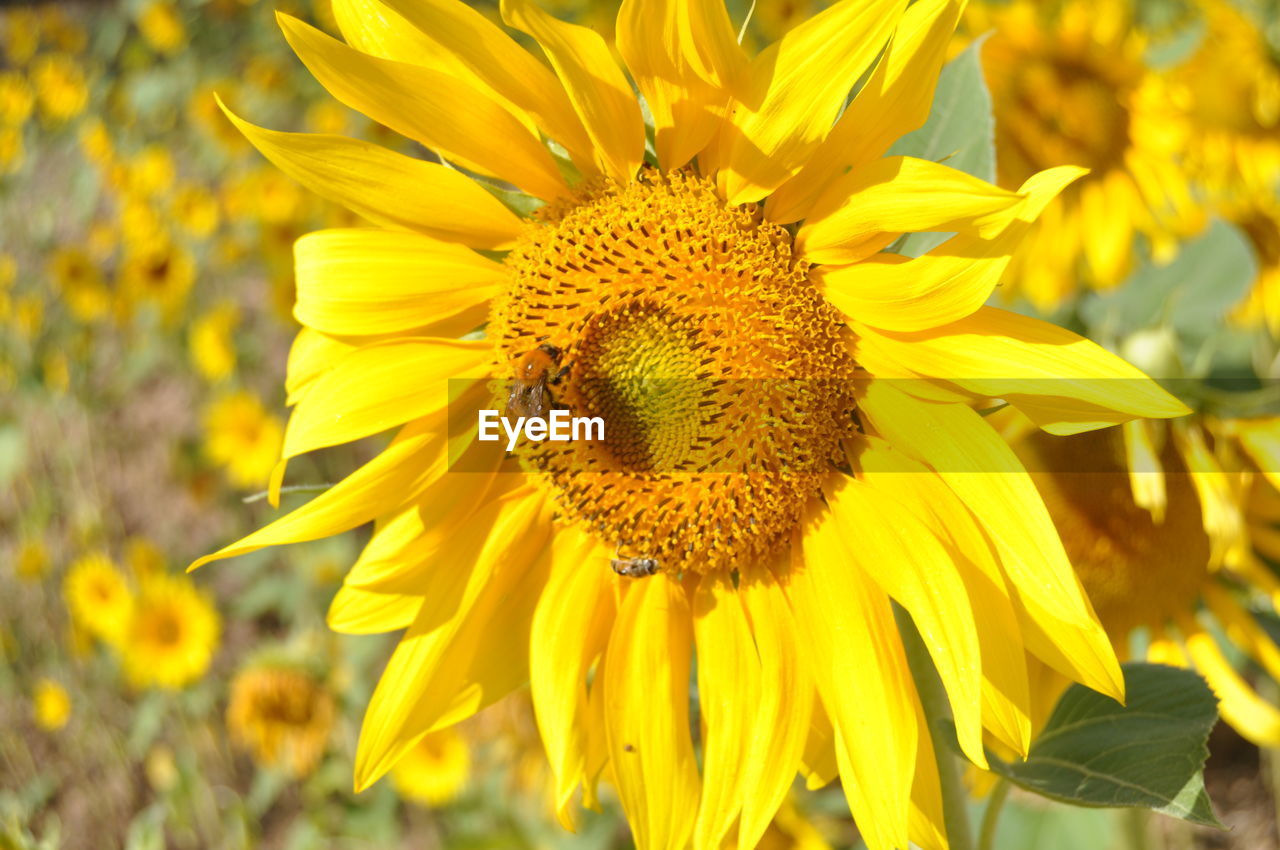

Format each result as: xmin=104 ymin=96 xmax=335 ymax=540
xmin=491 ymin=169 xmax=859 ymax=574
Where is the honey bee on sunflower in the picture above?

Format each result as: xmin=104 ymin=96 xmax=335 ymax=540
xmin=194 ymin=0 xmax=1190 ymax=847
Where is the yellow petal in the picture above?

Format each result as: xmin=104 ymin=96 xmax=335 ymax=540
xmin=502 ymin=0 xmax=644 ymax=183
xmin=792 ymin=508 xmax=916 ymax=850
xmin=1203 ymin=583 xmax=1280 ymax=688
xmin=331 ymin=0 xmax=539 ymax=137
xmin=1173 ymin=424 xmax=1244 ymax=568
xmin=530 ymin=527 xmax=617 ymax=826
xmin=286 ymin=328 xmax=361 ymax=405
xmin=604 ymin=573 xmax=700 ymax=850
xmin=294 ymin=229 xmax=504 ymax=336
xmin=824 ymin=474 xmax=985 ymax=767
xmin=218 ymin=102 xmax=523 ymax=250
xmin=720 ymin=0 xmax=905 ymax=204
xmin=908 ymin=692 xmax=948 ymax=850
xmin=856 ymin=305 xmax=1191 ymax=434
xmin=345 ymin=445 xmax=511 ymax=592
xmin=736 ymin=563 xmax=814 ymax=850
xmin=354 ymin=491 xmax=553 ymax=790
xmin=691 ymin=573 xmax=759 ymax=850
xmin=800 ymin=700 xmax=839 ymax=790
xmin=377 ymin=0 xmax=595 ymax=170
xmin=1234 ymin=418 xmax=1280 ymax=492
xmin=616 ymin=0 xmax=745 ymax=170
xmin=859 ymin=382 xmax=1124 ymax=704
xmin=796 ymin=156 xmax=1026 ymax=265
xmin=1178 ymin=613 xmax=1280 ymax=747
xmin=328 ymin=585 xmax=421 ymax=634
xmin=767 ymin=0 xmax=962 ymax=224
xmin=281 ymin=340 xmax=490 ymax=460
xmin=1123 ymin=418 xmax=1167 ymax=523
xmin=279 ymin=13 xmax=567 ymax=200
xmin=190 ymin=418 xmax=446 ymax=571
xmin=815 ymin=167 xmax=1087 ymax=332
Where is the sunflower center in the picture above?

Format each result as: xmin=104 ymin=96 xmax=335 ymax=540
xmin=1022 ymin=428 xmax=1209 ymax=636
xmin=492 ymin=169 xmax=858 ymax=575
xmin=986 ymin=39 xmax=1133 ymax=181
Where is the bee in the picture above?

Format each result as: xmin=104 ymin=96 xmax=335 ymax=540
xmin=506 ymin=342 xmax=568 ymax=419
xmin=610 ymin=556 xmax=661 ymax=578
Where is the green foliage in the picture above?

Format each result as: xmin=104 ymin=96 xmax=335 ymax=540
xmin=985 ymin=663 xmax=1223 ymax=828
xmin=887 ymin=36 xmax=996 ymax=257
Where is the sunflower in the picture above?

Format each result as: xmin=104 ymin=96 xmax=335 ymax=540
xmin=227 ymin=661 xmax=335 ymax=778
xmin=197 ymin=1 xmax=1190 ymax=847
xmin=1222 ymin=189 xmax=1280 ymax=332
xmin=29 ymin=53 xmax=88 ymax=123
xmin=63 ymin=551 xmax=134 ymax=646
xmin=119 ymin=572 xmax=220 ymax=690
xmin=964 ymin=0 xmax=1203 ymax=309
xmin=202 ymin=390 xmax=286 ymax=488
xmin=189 ymin=302 xmax=241 ymax=383
xmin=49 ymin=245 xmax=110 ymax=323
xmin=1005 ymin=411 xmax=1280 ymax=747
xmin=32 ymin=678 xmax=71 ymax=731
xmin=390 ymin=728 xmax=471 ymax=807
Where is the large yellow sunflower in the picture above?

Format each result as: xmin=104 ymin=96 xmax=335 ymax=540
xmin=964 ymin=0 xmax=1203 ymax=309
xmin=1002 ymin=410 xmax=1280 ymax=747
xmin=196 ymin=1 xmax=1190 ymax=847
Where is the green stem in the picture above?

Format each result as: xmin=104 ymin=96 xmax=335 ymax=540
xmin=976 ymin=778 xmax=1010 ymax=850
xmin=897 ymin=606 xmax=975 ymax=850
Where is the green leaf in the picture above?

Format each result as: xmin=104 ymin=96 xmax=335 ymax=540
xmin=986 ymin=662 xmax=1223 ymax=828
xmin=887 ymin=35 xmax=996 ymax=258
xmin=1079 ymin=219 xmax=1256 ymax=345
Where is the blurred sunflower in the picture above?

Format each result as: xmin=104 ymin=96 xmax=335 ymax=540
xmin=189 ymin=302 xmax=241 ymax=382
xmin=202 ymin=390 xmax=285 ymax=488
xmin=1222 ymin=189 xmax=1280 ymax=331
xmin=1004 ymin=412 xmax=1280 ymax=747
xmin=964 ymin=0 xmax=1202 ymax=309
xmin=227 ymin=661 xmax=335 ymax=778
xmin=15 ymin=537 xmax=50 ymax=581
xmin=1172 ymin=0 xmax=1280 ymax=202
xmin=137 ymin=0 xmax=187 ymax=55
xmin=63 ymin=552 xmax=134 ymax=646
xmin=32 ymin=678 xmax=71 ymax=731
xmin=391 ymin=728 xmax=471 ymax=807
xmin=118 ymin=239 xmax=195 ymax=320
xmin=0 ymin=70 xmax=34 ymax=126
xmin=198 ymin=1 xmax=1190 ymax=847
xmin=49 ymin=245 xmax=110 ymax=323
xmin=29 ymin=53 xmax=88 ymax=123
xmin=120 ymin=572 xmax=220 ymax=690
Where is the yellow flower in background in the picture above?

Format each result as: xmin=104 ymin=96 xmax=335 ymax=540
xmin=391 ymin=729 xmax=470 ymax=807
xmin=1223 ymin=190 xmax=1280 ymax=332
xmin=49 ymin=246 xmax=111 ymax=322
xmin=15 ymin=538 xmax=50 ymax=581
xmin=197 ymin=0 xmax=1192 ymax=846
xmin=966 ymin=0 xmax=1202 ymax=309
xmin=39 ymin=6 xmax=88 ymax=54
xmin=120 ymin=572 xmax=220 ymax=690
xmin=33 ymin=678 xmax=71 ymax=731
xmin=1001 ymin=412 xmax=1280 ymax=749
xmin=202 ymin=390 xmax=284 ymax=488
xmin=0 ymin=253 xmax=15 ymax=289
xmin=118 ymin=239 xmax=195 ymax=319
xmin=78 ymin=117 xmax=114 ymax=165
xmin=125 ymin=536 xmax=167 ymax=580
xmin=119 ymin=196 xmax=164 ymax=244
xmin=137 ymin=0 xmax=187 ymax=55
xmin=1 ymin=8 xmax=40 ymax=66
xmin=172 ymin=183 xmax=221 ymax=238
xmin=10 ymin=292 xmax=43 ymax=339
xmin=227 ymin=662 xmax=335 ymax=778
xmin=190 ymin=83 xmax=251 ymax=153
xmin=189 ymin=302 xmax=241 ymax=382
xmin=757 ymin=799 xmax=834 ymax=850
xmin=1173 ymin=0 xmax=1280 ymax=200
xmin=0 ymin=71 xmax=34 ymax=126
xmin=128 ymin=146 xmax=177 ymax=198
xmin=30 ymin=53 xmax=88 ymax=123
xmin=63 ymin=552 xmax=134 ymax=646
xmin=303 ymin=99 xmax=350 ymax=135
xmin=0 ymin=125 xmax=24 ymax=175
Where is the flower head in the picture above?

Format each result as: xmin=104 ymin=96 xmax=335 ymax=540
xmin=202 ymin=390 xmax=285 ymax=488
xmin=227 ymin=661 xmax=335 ymax=777
xmin=120 ymin=572 xmax=220 ymax=690
xmin=390 ymin=729 xmax=470 ymax=807
xmin=63 ymin=552 xmax=134 ymax=646
xmin=33 ymin=678 xmax=71 ymax=731
xmin=199 ymin=1 xmax=1192 ymax=846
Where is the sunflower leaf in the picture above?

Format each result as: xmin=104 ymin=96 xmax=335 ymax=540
xmin=886 ymin=35 xmax=996 ymax=257
xmin=985 ymin=662 xmax=1223 ymax=827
